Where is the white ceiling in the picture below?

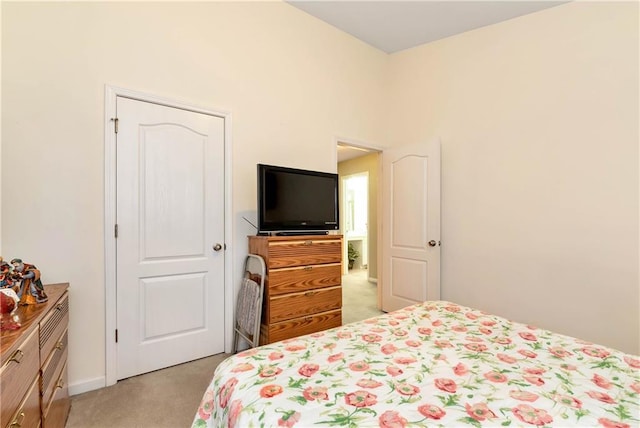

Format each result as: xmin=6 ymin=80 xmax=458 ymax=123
xmin=288 ymin=1 xmax=567 ymax=54
xmin=337 ymin=144 xmax=378 ymax=163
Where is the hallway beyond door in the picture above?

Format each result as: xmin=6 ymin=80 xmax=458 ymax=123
xmin=342 ymin=269 xmax=383 ymax=324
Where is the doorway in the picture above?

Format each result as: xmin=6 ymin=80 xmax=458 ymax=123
xmin=104 ymin=86 xmax=233 ymax=386
xmin=337 ymin=141 xmax=383 ymax=323
xmin=336 ymin=138 xmax=441 ymax=323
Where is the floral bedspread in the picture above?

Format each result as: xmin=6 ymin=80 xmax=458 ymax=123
xmin=193 ymin=301 xmax=640 ymax=428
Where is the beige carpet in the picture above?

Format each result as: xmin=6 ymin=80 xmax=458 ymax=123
xmin=66 ymin=354 xmax=229 ymax=428
xmin=66 ymin=269 xmax=381 ymax=427
xmin=342 ymin=268 xmax=385 ymax=324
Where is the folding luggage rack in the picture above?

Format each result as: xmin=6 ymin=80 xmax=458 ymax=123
xmin=232 ymin=254 xmax=266 ymax=353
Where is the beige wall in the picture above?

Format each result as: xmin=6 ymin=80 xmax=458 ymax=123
xmin=388 ymin=2 xmax=639 ymax=354
xmin=338 ymin=152 xmax=380 ymax=279
xmin=1 ymin=2 xmax=388 ymax=391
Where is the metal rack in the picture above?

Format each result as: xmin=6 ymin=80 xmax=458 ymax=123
xmin=232 ymin=254 xmax=266 ymax=353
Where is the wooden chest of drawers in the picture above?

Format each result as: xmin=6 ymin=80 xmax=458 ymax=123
xmin=249 ymin=235 xmax=343 ymax=345
xmin=0 ymin=283 xmax=70 ymax=428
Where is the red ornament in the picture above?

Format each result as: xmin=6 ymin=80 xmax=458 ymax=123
xmin=0 ymin=290 xmax=21 ymax=331
xmin=0 ymin=291 xmax=16 ymax=314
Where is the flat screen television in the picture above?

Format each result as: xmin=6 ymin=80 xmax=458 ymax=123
xmin=257 ymin=164 xmax=339 ymax=234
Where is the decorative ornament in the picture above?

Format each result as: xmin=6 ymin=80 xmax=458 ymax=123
xmin=10 ymin=258 xmax=48 ymax=305
xmin=0 ymin=258 xmax=17 ymax=292
xmin=0 ymin=288 xmax=21 ymax=331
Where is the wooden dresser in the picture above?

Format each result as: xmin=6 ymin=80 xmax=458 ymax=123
xmin=0 ymin=283 xmax=70 ymax=428
xmin=249 ymin=235 xmax=343 ymax=345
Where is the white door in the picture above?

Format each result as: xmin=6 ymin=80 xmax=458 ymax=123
xmin=381 ymin=140 xmax=441 ymax=312
xmin=116 ymin=97 xmax=225 ymax=380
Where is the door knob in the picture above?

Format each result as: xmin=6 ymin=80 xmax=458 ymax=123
xmin=428 ymin=240 xmax=437 ymax=247
xmin=213 ymin=243 xmax=223 ymax=252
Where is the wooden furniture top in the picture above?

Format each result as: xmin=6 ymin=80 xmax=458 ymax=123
xmin=249 ymin=234 xmax=342 ymax=242
xmin=0 ymin=283 xmax=69 ymax=367
xmin=249 ymin=235 xmax=343 ymax=269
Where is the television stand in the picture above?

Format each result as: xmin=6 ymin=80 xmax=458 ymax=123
xmin=275 ymin=231 xmax=329 ymax=236
xmin=249 ymin=234 xmax=343 ymax=344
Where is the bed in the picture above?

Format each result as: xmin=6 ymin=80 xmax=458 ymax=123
xmin=192 ymin=301 xmax=640 ymax=427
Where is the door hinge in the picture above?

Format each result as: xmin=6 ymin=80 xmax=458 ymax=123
xmin=115 ymin=224 xmax=119 ymax=238
xmin=112 ymin=117 xmax=119 ymax=134
xmin=115 ymin=329 xmax=118 ymax=343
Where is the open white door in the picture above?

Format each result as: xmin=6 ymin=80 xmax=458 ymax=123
xmin=381 ymin=140 xmax=441 ymax=312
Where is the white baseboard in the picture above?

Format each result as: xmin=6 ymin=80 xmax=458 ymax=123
xmin=69 ymin=376 xmax=106 ymax=396
xmin=368 ymin=277 xmax=378 ymax=284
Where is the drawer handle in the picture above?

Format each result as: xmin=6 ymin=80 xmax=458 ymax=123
xmin=10 ymin=411 xmax=25 ymax=427
xmin=303 ymin=240 xmax=312 ymax=246
xmin=303 ymin=266 xmax=313 ymax=271
xmin=55 ymin=341 xmax=64 ymax=350
xmin=305 ymin=316 xmax=313 ymax=322
xmin=304 ymin=291 xmax=316 ymax=297
xmin=57 ymin=378 xmax=65 ymax=389
xmin=9 ymin=350 xmax=24 ymax=364
xmin=55 ymin=303 xmax=64 ymax=311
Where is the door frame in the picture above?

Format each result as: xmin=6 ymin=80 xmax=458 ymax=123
xmin=104 ymin=85 xmax=233 ymax=387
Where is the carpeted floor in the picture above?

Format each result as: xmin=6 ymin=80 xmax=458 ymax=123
xmin=66 ymin=354 xmax=229 ymax=428
xmin=342 ymin=268 xmax=384 ymax=324
xmin=66 ymin=269 xmax=381 ymax=427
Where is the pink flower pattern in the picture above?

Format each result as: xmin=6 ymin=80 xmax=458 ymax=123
xmin=434 ymin=378 xmax=457 ymax=393
xmin=593 ymin=373 xmax=612 ymax=389
xmin=510 ymin=390 xmax=539 ymax=402
xmin=277 ymin=411 xmax=300 ymax=427
xmin=418 ymin=403 xmax=446 ymax=420
xmin=193 ymin=301 xmax=639 ymax=428
xmin=512 ymin=404 xmax=553 ymax=426
xmin=465 ymin=402 xmax=496 ymax=421
xmin=302 ymin=386 xmax=328 ymax=401
xmin=357 ymin=378 xmax=383 ymax=389
xmin=378 ymin=410 xmax=407 ymax=428
xmin=453 ymin=362 xmax=468 ymax=376
xmin=345 ymin=390 xmax=377 ymax=407
xmin=298 ymin=363 xmax=319 ymax=377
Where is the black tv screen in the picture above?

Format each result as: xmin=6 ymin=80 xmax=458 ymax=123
xmin=257 ymin=164 xmax=339 ymax=233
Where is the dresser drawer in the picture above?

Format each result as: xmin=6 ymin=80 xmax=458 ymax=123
xmin=42 ymin=362 xmax=69 ymax=428
xmin=40 ymin=292 xmax=69 ymax=362
xmin=268 ymin=263 xmax=341 ymax=296
xmin=251 ymin=235 xmax=342 ymax=346
xmin=262 ymin=309 xmax=342 ymax=343
xmin=266 ymin=239 xmax=342 ymax=268
xmin=268 ymin=286 xmax=342 ymax=323
xmin=0 ymin=327 xmax=40 ymax=428
xmin=5 ymin=377 xmax=40 ymax=428
xmin=41 ymin=329 xmax=68 ymax=414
